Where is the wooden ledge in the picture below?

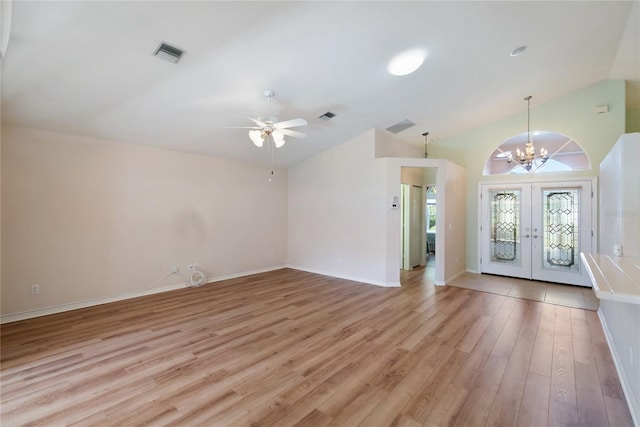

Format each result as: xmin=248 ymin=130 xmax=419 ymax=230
xmin=581 ymin=252 xmax=640 ymax=305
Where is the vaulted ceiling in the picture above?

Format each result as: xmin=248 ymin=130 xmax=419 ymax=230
xmin=2 ymin=1 xmax=638 ymax=167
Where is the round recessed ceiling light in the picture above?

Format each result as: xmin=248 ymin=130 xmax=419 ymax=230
xmin=510 ymin=45 xmax=527 ymax=57
xmin=388 ymin=50 xmax=426 ymax=76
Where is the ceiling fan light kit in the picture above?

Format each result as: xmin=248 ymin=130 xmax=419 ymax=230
xmin=248 ymin=130 xmax=264 ymax=147
xmin=226 ymin=89 xmax=307 ymax=150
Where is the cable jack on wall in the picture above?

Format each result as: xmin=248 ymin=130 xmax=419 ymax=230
xmin=187 ymin=263 xmax=206 ymax=287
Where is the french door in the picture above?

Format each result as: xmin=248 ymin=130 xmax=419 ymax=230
xmin=480 ymin=180 xmax=593 ymax=286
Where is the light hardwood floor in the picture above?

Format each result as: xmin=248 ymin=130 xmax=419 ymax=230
xmin=1 ymin=268 xmax=633 ymax=426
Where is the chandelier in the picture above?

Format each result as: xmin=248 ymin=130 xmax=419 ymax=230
xmin=507 ymin=95 xmax=548 ymax=171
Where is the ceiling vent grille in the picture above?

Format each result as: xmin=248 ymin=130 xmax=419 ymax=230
xmin=319 ymin=112 xmax=336 ymax=121
xmin=154 ymin=42 xmax=184 ymax=64
xmin=386 ymin=119 xmax=415 ymax=134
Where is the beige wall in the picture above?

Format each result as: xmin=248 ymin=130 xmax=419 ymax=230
xmin=442 ymin=161 xmax=467 ymax=279
xmin=400 ymin=167 xmax=425 ymax=186
xmin=625 ymin=80 xmax=640 ymax=133
xmin=287 ymin=130 xmax=392 ymax=286
xmin=1 ymin=126 xmax=288 ymax=318
xmin=627 ymin=109 xmax=640 ymax=133
xmin=375 ymin=130 xmax=423 ymax=159
xmin=429 ymin=79 xmax=627 ymax=271
xmin=287 ymin=129 xmax=466 ymax=287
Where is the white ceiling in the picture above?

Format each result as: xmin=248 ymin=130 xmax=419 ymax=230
xmin=2 ymin=1 xmax=639 ymax=167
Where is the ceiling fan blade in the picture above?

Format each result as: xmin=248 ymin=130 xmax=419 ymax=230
xmin=222 ymin=126 xmax=262 ymax=129
xmin=245 ymin=116 xmax=266 ymax=127
xmin=280 ymin=128 xmax=307 ymax=139
xmin=273 ymin=118 xmax=307 ymax=129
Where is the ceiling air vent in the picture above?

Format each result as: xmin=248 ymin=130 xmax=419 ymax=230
xmin=319 ymin=112 xmax=336 ymax=121
xmin=385 ymin=119 xmax=415 ymax=134
xmin=153 ymin=41 xmax=184 ymax=64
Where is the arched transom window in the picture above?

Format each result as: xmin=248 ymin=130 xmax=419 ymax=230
xmin=484 ymin=131 xmax=590 ymax=175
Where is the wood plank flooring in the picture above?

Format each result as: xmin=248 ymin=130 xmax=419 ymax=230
xmin=0 ymin=268 xmax=633 ymax=426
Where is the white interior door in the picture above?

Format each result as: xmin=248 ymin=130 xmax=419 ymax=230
xmin=481 ymin=180 xmax=592 ymax=286
xmin=401 ymin=184 xmax=409 ymax=270
xmin=409 ymin=185 xmax=422 ymax=268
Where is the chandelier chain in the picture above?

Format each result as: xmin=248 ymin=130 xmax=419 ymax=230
xmin=506 ymin=95 xmax=548 ymax=172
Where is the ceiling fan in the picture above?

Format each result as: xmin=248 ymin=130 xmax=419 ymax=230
xmin=227 ymin=90 xmax=307 ymax=148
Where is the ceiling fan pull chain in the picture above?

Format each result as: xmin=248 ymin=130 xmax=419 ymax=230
xmin=268 ymin=135 xmax=275 ymax=182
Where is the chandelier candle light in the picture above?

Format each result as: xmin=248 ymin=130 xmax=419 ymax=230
xmin=507 ymin=95 xmax=549 ymax=171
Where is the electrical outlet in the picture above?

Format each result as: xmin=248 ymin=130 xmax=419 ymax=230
xmin=187 ymin=264 xmax=195 ymax=271
xmin=171 ymin=265 xmax=179 ymax=273
xmin=31 ymin=284 xmax=40 ymax=295
xmin=630 ymin=346 xmax=634 ymax=366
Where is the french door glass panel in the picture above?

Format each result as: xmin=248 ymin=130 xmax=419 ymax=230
xmin=490 ymin=189 xmax=521 ymax=266
xmin=543 ymin=188 xmax=580 ymax=272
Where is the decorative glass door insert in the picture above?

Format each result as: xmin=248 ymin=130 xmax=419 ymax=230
xmin=490 ymin=190 xmax=521 ymax=265
xmin=543 ymin=189 xmax=580 ymax=272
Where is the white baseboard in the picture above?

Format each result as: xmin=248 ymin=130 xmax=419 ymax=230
xmin=0 ymin=265 xmax=289 ymax=324
xmin=287 ymin=265 xmax=400 ymax=288
xmin=597 ymin=309 xmax=640 ymax=427
xmin=1 ymin=281 xmax=189 ymax=324
xmin=466 ymin=268 xmax=480 ymax=274
xmin=206 ymin=265 xmax=288 ymax=283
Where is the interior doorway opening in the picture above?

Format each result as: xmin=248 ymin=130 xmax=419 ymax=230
xmin=389 ymin=158 xmax=466 ymax=287
xmin=400 ymin=167 xmax=438 ymax=282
